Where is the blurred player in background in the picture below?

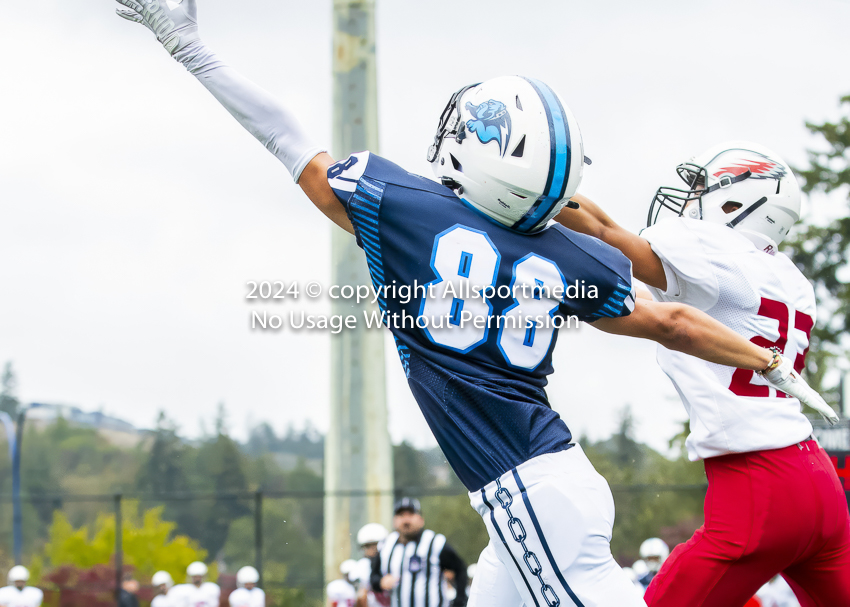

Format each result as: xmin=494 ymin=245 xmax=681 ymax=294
xmin=170 ymin=561 xmax=220 ymax=607
xmin=0 ymin=567 xmax=43 ymax=607
xmin=114 ymin=3 xmax=832 ymax=605
xmin=557 ymin=142 xmax=850 ymax=606
xmin=328 ymin=560 xmax=358 ymax=607
xmin=228 ymin=566 xmax=264 ymax=607
xmin=629 ymin=560 xmax=649 ymax=593
xmin=636 ymin=538 xmax=668 ymax=591
xmin=151 ymin=571 xmax=174 ymax=607
xmin=354 ymin=523 xmax=389 ymax=607
xmin=119 ymin=572 xmax=140 ymax=607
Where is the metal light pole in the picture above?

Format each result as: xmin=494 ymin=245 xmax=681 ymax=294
xmin=0 ymin=407 xmax=26 ymax=565
xmin=325 ymin=0 xmax=393 ymax=584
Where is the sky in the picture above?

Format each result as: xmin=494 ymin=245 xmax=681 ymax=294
xmin=1 ymin=0 xmax=849 ymax=455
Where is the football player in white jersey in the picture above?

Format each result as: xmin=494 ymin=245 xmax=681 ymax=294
xmin=556 ymin=141 xmax=850 ymax=606
xmin=170 ymin=562 xmax=220 ymax=607
xmin=354 ymin=523 xmax=389 ymax=607
xmin=328 ymin=560 xmax=358 ymax=607
xmin=228 ymin=566 xmax=264 ymax=607
xmin=0 ymin=567 xmax=43 ymax=607
xmin=635 ymin=538 xmax=668 ymax=591
xmin=151 ymin=571 xmax=174 ymax=607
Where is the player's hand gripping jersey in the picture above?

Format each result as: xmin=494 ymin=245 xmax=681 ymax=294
xmin=642 ymin=217 xmax=815 ymax=460
xmin=328 ymin=152 xmax=635 ymax=490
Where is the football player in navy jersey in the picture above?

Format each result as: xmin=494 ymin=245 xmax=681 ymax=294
xmin=114 ymin=2 xmax=832 ymax=605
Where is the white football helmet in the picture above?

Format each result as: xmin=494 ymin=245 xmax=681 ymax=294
xmin=357 ymin=522 xmax=388 ymax=547
xmin=428 ymin=76 xmax=588 ymax=233
xmin=151 ymin=571 xmax=173 ymax=589
xmin=186 ymin=561 xmax=208 ymax=577
xmin=630 ymin=559 xmax=649 ymax=577
xmin=339 ymin=559 xmax=358 ymax=578
xmin=236 ymin=566 xmax=259 ymax=587
xmin=639 ymin=538 xmax=670 ymax=572
xmin=7 ymin=566 xmax=29 ymax=584
xmin=648 ymin=141 xmax=801 ymax=254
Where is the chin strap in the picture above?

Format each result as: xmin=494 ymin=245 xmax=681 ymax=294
xmin=726 ymin=196 xmax=768 ymax=229
xmin=703 ymin=169 xmax=752 ymax=195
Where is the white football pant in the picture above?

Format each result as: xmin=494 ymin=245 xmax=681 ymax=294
xmin=468 ymin=445 xmax=646 ymax=607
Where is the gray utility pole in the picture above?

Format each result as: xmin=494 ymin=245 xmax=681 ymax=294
xmin=325 ymin=0 xmax=394 ymax=584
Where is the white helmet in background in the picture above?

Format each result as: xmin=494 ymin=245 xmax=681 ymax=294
xmin=357 ymin=523 xmax=389 ymax=546
xmin=648 ymin=141 xmax=801 ymax=254
xmin=340 ymin=559 xmax=358 ymax=578
xmin=151 ymin=571 xmax=173 ymax=589
xmin=428 ymin=75 xmax=588 ymax=233
xmin=236 ymin=566 xmax=259 ymax=587
xmin=7 ymin=566 xmax=29 ymax=584
xmin=186 ymin=561 xmax=208 ymax=577
xmin=631 ymin=559 xmax=649 ymax=578
xmin=639 ymin=538 xmax=670 ymax=572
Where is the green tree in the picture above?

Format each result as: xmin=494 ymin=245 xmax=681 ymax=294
xmin=35 ymin=502 xmax=209 ymax=583
xmin=195 ymin=404 xmax=250 ymax=558
xmin=0 ymin=362 xmax=20 ymax=417
xmin=135 ymin=412 xmax=198 ymax=540
xmin=393 ymin=441 xmax=435 ymax=491
xmin=784 ymin=94 xmax=850 ymax=400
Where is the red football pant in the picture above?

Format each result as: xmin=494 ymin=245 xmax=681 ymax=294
xmin=644 ymin=440 xmax=850 ymax=607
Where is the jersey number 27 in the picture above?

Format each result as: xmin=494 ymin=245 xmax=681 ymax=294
xmin=728 ymin=297 xmax=814 ymax=398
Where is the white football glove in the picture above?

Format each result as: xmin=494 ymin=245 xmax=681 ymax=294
xmin=115 ymin=0 xmax=199 ymax=57
xmin=763 ymin=356 xmax=839 ymax=426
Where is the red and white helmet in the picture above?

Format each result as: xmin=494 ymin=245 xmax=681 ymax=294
xmin=428 ymin=76 xmax=588 ymax=233
xmin=648 ymin=141 xmax=801 ymax=254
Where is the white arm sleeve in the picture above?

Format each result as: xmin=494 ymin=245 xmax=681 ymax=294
xmin=173 ymin=41 xmax=326 ymax=183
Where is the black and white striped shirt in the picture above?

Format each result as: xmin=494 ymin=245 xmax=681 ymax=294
xmin=371 ymin=530 xmax=467 ymax=607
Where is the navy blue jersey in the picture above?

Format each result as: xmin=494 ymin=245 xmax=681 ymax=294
xmin=328 ymin=152 xmax=635 ymax=490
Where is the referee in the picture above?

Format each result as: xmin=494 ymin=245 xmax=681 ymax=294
xmin=371 ymin=498 xmax=468 ymax=607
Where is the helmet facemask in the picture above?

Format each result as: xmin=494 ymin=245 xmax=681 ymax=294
xmin=426 ymin=82 xmax=481 ymax=193
xmin=647 ymin=162 xmax=708 ymax=226
xmin=646 ymin=142 xmax=801 ymax=253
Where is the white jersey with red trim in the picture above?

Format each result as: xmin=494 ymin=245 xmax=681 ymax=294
xmin=642 ymin=218 xmax=815 ymax=460
xmin=169 ymin=582 xmax=220 ymax=607
xmin=326 ymin=579 xmax=356 ymax=607
xmin=151 ymin=594 xmax=176 ymax=607
xmin=0 ymin=586 xmax=43 ymax=607
xmin=228 ymin=587 xmax=265 ymax=607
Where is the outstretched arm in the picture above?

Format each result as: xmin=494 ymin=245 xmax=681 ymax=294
xmin=593 ymin=299 xmax=839 ymax=424
xmin=115 ymin=0 xmax=353 ymax=234
xmin=558 ymin=194 xmax=666 ymax=290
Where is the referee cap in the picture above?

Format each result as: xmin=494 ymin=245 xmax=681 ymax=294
xmin=393 ymin=497 xmax=421 ymax=515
